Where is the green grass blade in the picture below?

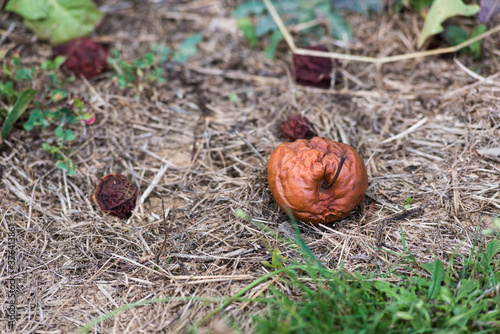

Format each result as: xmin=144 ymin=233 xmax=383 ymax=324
xmin=428 ymin=260 xmax=445 ymax=299
xmin=284 ymin=206 xmax=324 ymax=269
xmin=1 ymin=88 xmax=36 ymax=139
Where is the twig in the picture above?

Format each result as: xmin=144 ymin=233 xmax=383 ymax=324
xmin=172 ymin=274 xmax=253 ymax=280
xmin=263 ymin=0 xmax=500 ymax=64
xmin=0 ymin=22 xmax=15 ymax=47
xmin=234 ymin=131 xmax=266 ymax=162
xmin=156 ymin=198 xmax=173 ymax=265
xmin=130 ymin=218 xmax=153 ymax=254
xmin=170 ymin=248 xmax=251 ymax=263
xmin=454 ymin=58 xmax=499 ymax=85
xmin=381 ymin=117 xmax=428 ymax=144
xmin=139 ymin=164 xmax=168 ymax=206
xmin=112 ymin=253 xmax=172 ymax=279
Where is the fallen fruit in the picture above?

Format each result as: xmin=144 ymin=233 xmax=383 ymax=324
xmin=53 ymin=37 xmax=108 ymax=79
xmin=93 ymin=174 xmax=137 ymax=219
xmin=280 ymin=115 xmax=317 ymax=141
xmin=267 ymin=137 xmax=368 ymax=224
xmin=293 ymin=45 xmax=335 ymax=88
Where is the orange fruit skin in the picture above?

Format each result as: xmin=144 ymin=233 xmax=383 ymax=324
xmin=267 ymin=137 xmax=368 ymax=224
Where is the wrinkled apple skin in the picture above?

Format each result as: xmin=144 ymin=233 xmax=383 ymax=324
xmin=268 ymin=137 xmax=368 ymax=224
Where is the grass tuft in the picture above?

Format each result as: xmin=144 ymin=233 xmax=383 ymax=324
xmin=251 ymin=212 xmax=500 ymax=333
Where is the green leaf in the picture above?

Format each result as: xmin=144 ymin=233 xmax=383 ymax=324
xmin=172 ymin=34 xmax=203 ymax=63
xmin=50 ymin=89 xmax=67 ymax=102
xmin=395 ymin=311 xmax=414 ymax=320
xmin=237 ymin=17 xmax=259 ymax=48
xmin=42 ymin=55 xmax=66 ymax=71
xmin=42 ymin=142 xmax=60 ymax=153
xmin=235 ymin=208 xmax=250 ymax=221
xmin=54 ymin=55 xmax=66 ymax=68
xmin=55 ymin=125 xmax=64 ymax=139
xmin=427 ymin=260 xmax=445 ymax=299
xmin=23 ymin=108 xmax=42 ymax=131
xmin=420 ymin=262 xmax=435 ymax=273
xmin=325 ymin=12 xmax=352 ymax=40
xmin=143 ymin=53 xmax=154 ymax=67
xmin=262 ymin=249 xmax=287 ymax=269
xmin=228 ymin=93 xmax=239 ymax=102
xmin=56 ymin=159 xmax=76 ymax=175
xmin=263 ymin=29 xmax=283 ymax=59
xmin=443 ymin=25 xmax=469 ymax=46
xmin=6 ymin=0 xmax=103 ymax=45
xmin=64 ymin=129 xmax=76 ymax=141
xmin=469 ymin=24 xmax=487 ymax=59
xmin=117 ymin=75 xmax=127 ymax=89
xmin=404 ymin=197 xmax=412 ymax=210
xmin=417 ymin=0 xmax=480 ymax=48
xmin=456 ymin=279 xmax=479 ymax=301
xmin=255 ymin=14 xmax=277 ymax=37
xmin=0 ymin=81 xmax=15 ymax=102
xmin=15 ymin=67 xmax=34 ymax=81
xmin=73 ymin=98 xmax=83 ymax=112
xmin=405 ymin=0 xmax=435 ymax=11
xmin=1 ymin=88 xmax=36 ymax=139
xmin=333 ymin=0 xmax=383 ymax=13
xmin=134 ymin=54 xmax=154 ymax=69
xmin=233 ymin=0 xmax=266 ymax=17
xmin=483 ymin=239 xmax=500 ymax=264
xmin=48 ymin=74 xmax=62 ymax=86
xmin=151 ymin=43 xmax=172 ymax=64
xmin=5 ymin=0 xmax=49 ymax=19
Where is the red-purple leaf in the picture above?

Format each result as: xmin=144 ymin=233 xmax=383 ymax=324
xmin=479 ymin=0 xmax=500 ymax=25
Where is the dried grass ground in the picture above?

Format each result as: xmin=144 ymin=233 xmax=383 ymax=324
xmin=1 ymin=0 xmax=500 ymax=333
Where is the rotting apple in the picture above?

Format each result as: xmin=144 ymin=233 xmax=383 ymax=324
xmin=267 ymin=137 xmax=368 ymax=224
xmin=280 ymin=115 xmax=317 ymax=141
xmin=293 ymin=45 xmax=338 ymax=88
xmin=53 ymin=37 xmax=108 ymax=79
xmin=93 ymin=173 xmax=137 ymax=219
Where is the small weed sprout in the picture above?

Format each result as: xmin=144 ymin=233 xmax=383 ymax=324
xmin=1 ymin=53 xmax=93 ymax=175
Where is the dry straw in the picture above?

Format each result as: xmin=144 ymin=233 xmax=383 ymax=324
xmin=263 ymin=0 xmax=500 ymax=63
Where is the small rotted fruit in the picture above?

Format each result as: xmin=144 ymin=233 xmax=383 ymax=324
xmin=280 ymin=115 xmax=317 ymax=141
xmin=293 ymin=45 xmax=334 ymax=88
xmin=267 ymin=137 xmax=368 ymax=224
xmin=93 ymin=174 xmax=137 ymax=219
xmin=53 ymin=37 xmax=108 ymax=79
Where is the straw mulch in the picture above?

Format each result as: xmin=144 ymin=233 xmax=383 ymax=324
xmin=1 ymin=0 xmax=500 ymax=332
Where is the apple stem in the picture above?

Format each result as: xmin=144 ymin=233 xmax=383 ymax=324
xmin=326 ymin=154 xmax=347 ymax=189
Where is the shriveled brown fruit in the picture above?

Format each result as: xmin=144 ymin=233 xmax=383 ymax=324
xmin=267 ymin=137 xmax=368 ymax=224
xmin=53 ymin=37 xmax=108 ymax=79
xmin=93 ymin=174 xmax=137 ymax=219
xmin=280 ymin=115 xmax=316 ymax=141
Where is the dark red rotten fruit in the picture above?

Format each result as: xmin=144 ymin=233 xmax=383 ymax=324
xmin=293 ymin=45 xmax=335 ymax=88
xmin=281 ymin=115 xmax=316 ymax=141
xmin=93 ymin=174 xmax=137 ymax=219
xmin=53 ymin=37 xmax=108 ymax=79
